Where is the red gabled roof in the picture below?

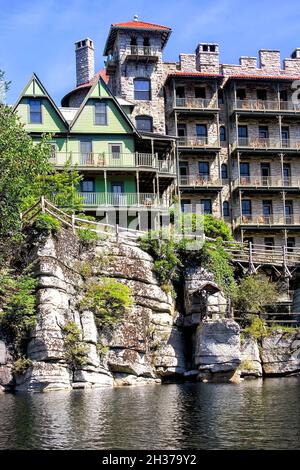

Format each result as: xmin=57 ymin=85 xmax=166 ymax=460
xmin=61 ymin=69 xmax=109 ymax=106
xmin=104 ymin=18 xmax=172 ymax=55
xmin=111 ymin=20 xmax=171 ymax=31
xmin=227 ymin=73 xmax=300 ymax=81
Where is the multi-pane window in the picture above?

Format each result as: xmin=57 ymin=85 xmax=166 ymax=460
xmin=259 ymin=126 xmax=269 ymax=139
xmin=80 ymin=178 xmax=95 ymax=192
xmin=201 ymin=199 xmax=212 ymax=214
xmin=109 ymin=144 xmax=122 ymax=159
xmin=282 ymin=126 xmax=290 ymax=147
xmin=220 ymin=126 xmax=226 ymax=141
xmin=221 ymin=163 xmax=228 ymax=180
xmin=196 ymin=124 xmax=207 ymax=141
xmin=223 ymin=201 xmax=229 ymax=217
xmin=240 ymin=162 xmax=250 ymax=177
xmin=242 ymin=199 xmax=252 ymax=215
xmin=135 ymin=115 xmax=153 ymax=132
xmin=238 ymin=125 xmax=248 ymax=144
xmin=29 ymin=99 xmax=42 ymax=124
xmin=95 ymin=102 xmax=107 ymax=125
xmin=198 ymin=162 xmax=209 ymax=179
xmin=285 ymin=201 xmax=293 ymax=223
xmin=134 ymin=78 xmax=151 ymax=100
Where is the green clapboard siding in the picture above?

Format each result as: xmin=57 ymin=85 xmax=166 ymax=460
xmin=16 ymin=98 xmax=67 ymax=133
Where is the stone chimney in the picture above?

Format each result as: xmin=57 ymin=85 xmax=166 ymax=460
xmin=258 ymin=50 xmax=281 ymax=73
xmin=196 ymin=43 xmax=219 ymax=73
xmin=75 ymin=38 xmax=95 ymax=87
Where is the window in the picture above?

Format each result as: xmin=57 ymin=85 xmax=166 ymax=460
xmin=80 ymin=178 xmax=95 ymax=192
xmin=287 ymin=237 xmax=295 ymax=252
xmin=201 ymin=199 xmax=212 ymax=214
xmin=259 ymin=126 xmax=269 ymax=139
xmin=285 ymin=201 xmax=293 ymax=223
xmin=95 ymin=102 xmax=107 ymax=125
xmin=257 ymin=89 xmax=267 ymax=100
xmin=242 ymin=199 xmax=252 ymax=215
xmin=238 ymin=125 xmax=248 ymax=144
xmin=29 ymin=99 xmax=42 ymax=124
xmin=134 ymin=78 xmax=151 ymax=100
xmin=283 ymin=163 xmax=291 ymax=186
xmin=111 ymin=183 xmax=125 ymax=206
xmin=176 ymin=86 xmax=185 ymax=98
xmin=221 ymin=163 xmax=228 ymax=180
xmin=80 ymin=140 xmax=92 ymax=165
xmin=179 ymin=162 xmax=188 ymax=176
xmin=195 ymin=87 xmax=206 ymax=99
xmin=181 ymin=199 xmax=191 ymax=213
xmin=218 ymin=89 xmax=224 ymax=105
xmin=135 ymin=115 xmax=153 ymax=132
xmin=130 ymin=37 xmax=138 ymax=54
xmin=240 ymin=162 xmax=250 ymax=177
xmin=199 ymin=162 xmax=209 ymax=179
xmin=282 ymin=126 xmax=290 ymax=147
xmin=263 ymin=200 xmax=273 ymax=221
xmin=261 ymin=162 xmax=270 ymax=185
xmin=237 ymin=89 xmax=246 ymax=100
xmin=109 ymin=144 xmax=122 ymax=159
xmin=196 ymin=124 xmax=207 ymax=140
xmin=220 ymin=126 xmax=226 ymax=142
xmin=223 ymin=201 xmax=229 ymax=217
xmin=280 ymin=90 xmax=288 ymax=102
xmin=264 ymin=237 xmax=274 ymax=250
xmin=143 ymin=37 xmax=151 ymax=54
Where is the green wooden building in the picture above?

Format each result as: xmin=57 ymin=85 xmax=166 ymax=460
xmin=14 ymin=73 xmax=177 ymax=228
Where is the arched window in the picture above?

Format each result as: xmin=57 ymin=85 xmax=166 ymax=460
xmin=134 ymin=78 xmax=151 ymax=100
xmin=135 ymin=115 xmax=153 ymax=132
xmin=221 ymin=163 xmax=228 ymax=180
xmin=223 ymin=201 xmax=229 ymax=217
xmin=220 ymin=126 xmax=226 ymax=141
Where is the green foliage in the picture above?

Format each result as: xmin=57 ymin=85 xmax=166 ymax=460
xmin=243 ymin=316 xmax=268 ymax=340
xmin=268 ymin=324 xmax=298 ymax=334
xmin=62 ymin=321 xmax=88 ymax=369
xmin=12 ymin=357 xmax=32 ymax=375
xmin=81 ymin=277 xmax=133 ymax=326
xmin=34 ymin=213 xmax=61 ymax=235
xmin=233 ymin=274 xmax=278 ymax=315
xmin=202 ymin=240 xmax=236 ymax=296
xmin=96 ymin=342 xmax=110 ymax=359
xmin=78 ymin=228 xmax=99 ymax=246
xmin=203 ymin=214 xmax=233 ymax=241
xmin=239 ymin=359 xmax=255 ymax=371
xmin=0 ymin=271 xmax=37 ymax=354
xmin=0 ymin=105 xmax=51 ymax=239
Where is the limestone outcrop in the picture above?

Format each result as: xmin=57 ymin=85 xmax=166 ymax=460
xmin=240 ymin=335 xmax=263 ymax=378
xmin=261 ymin=330 xmax=300 ymax=375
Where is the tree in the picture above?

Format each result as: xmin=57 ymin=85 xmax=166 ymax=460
xmin=0 ymin=70 xmax=10 ymax=104
xmin=233 ymin=274 xmax=278 ymax=314
xmin=0 ymin=104 xmax=51 ymax=240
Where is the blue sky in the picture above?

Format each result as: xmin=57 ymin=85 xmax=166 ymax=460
xmin=1 ymin=0 xmax=300 ymax=105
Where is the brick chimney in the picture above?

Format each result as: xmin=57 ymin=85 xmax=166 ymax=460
xmin=75 ymin=38 xmax=95 ymax=87
xmin=195 ymin=43 xmax=219 ymax=73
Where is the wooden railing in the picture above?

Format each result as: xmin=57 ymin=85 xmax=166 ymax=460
xmin=178 ymin=136 xmax=220 ymax=148
xmin=231 ymin=99 xmax=300 ymax=113
xmin=174 ymin=97 xmax=218 ymax=109
xmin=234 ymin=214 xmax=300 ymax=227
xmin=179 ymin=176 xmax=222 ymax=187
xmin=232 ymin=137 xmax=300 ymax=151
xmin=53 ymin=152 xmax=157 ymax=168
xmin=78 ymin=192 xmax=167 ymax=208
xmin=126 ymin=45 xmax=160 ymax=56
xmin=233 ymin=176 xmax=300 ymax=189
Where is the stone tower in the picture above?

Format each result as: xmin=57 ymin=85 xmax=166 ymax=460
xmin=103 ymin=16 xmax=172 ymax=134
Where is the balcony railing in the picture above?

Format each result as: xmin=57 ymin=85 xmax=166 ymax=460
xmin=125 ymin=45 xmax=160 ymax=57
xmin=178 ymin=136 xmax=220 ymax=148
xmin=51 ymin=152 xmax=174 ymax=173
xmin=232 ymin=99 xmax=300 ymax=113
xmin=174 ymin=97 xmax=218 ymax=110
xmin=232 ymin=137 xmax=300 ymax=151
xmin=233 ymin=176 xmax=300 ymax=189
xmin=179 ymin=176 xmax=222 ymax=187
xmin=78 ymin=192 xmax=168 ymax=208
xmin=234 ymin=214 xmax=300 ymax=227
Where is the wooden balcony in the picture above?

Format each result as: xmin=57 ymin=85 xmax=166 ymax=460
xmin=178 ymin=136 xmax=220 ymax=152
xmin=233 ymin=176 xmax=300 ymax=190
xmin=231 ymin=137 xmax=300 ymax=153
xmin=78 ymin=192 xmax=168 ymax=209
xmin=51 ymin=152 xmax=175 ymax=174
xmin=124 ymin=45 xmax=160 ymax=62
xmin=105 ymin=54 xmax=118 ymax=74
xmin=179 ymin=175 xmax=222 ymax=190
xmin=173 ymin=97 xmax=219 ymax=114
xmin=231 ymin=99 xmax=300 ymax=116
xmin=234 ymin=214 xmax=300 ymax=229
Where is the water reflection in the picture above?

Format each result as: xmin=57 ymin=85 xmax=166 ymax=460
xmin=0 ymin=378 xmax=299 ymax=449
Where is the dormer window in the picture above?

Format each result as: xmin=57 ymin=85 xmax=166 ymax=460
xmin=29 ymin=99 xmax=42 ymax=124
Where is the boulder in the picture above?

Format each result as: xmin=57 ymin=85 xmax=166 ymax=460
xmin=261 ymin=329 xmax=300 ymax=375
xmin=240 ymin=335 xmax=262 ymax=377
xmin=195 ymin=319 xmax=241 ymax=382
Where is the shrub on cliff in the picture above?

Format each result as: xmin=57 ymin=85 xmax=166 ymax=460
xmin=80 ymin=277 xmax=132 ymax=326
xmin=233 ymin=274 xmax=278 ymax=315
xmin=62 ymin=322 xmax=89 ymax=369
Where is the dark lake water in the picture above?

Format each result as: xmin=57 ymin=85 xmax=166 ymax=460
xmin=0 ymin=378 xmax=300 ymax=450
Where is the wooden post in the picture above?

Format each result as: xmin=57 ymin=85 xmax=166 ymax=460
xmin=71 ymin=213 xmax=76 ymax=234
xmin=136 ymin=171 xmax=140 ymax=205
xmin=104 ymin=170 xmax=108 ymax=206
xmin=116 ymin=223 xmax=119 ymax=242
xmin=41 ymin=195 xmax=45 ymax=213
